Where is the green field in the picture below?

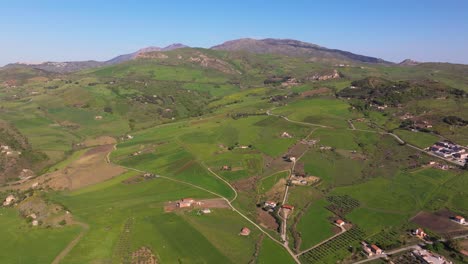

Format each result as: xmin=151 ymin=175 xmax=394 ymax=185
xmin=0 ymin=208 xmax=81 ymax=264
xmin=1 ymin=44 xmax=467 ymax=263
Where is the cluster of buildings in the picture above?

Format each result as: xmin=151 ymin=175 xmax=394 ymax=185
xmin=0 ymin=144 xmax=21 ymax=156
xmin=427 ymin=161 xmax=452 ymax=170
xmin=300 ymin=139 xmax=319 ymax=146
xmin=369 ymin=103 xmax=388 ymax=111
xmin=281 ymin=131 xmax=292 ymax=138
xmin=176 ymin=198 xmax=199 ymax=208
xmin=361 ymin=242 xmax=383 ymax=257
xmin=412 ymin=249 xmax=452 ymax=264
xmin=428 ymin=141 xmax=467 ymax=165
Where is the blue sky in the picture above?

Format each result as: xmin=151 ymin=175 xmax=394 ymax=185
xmin=1 ymin=0 xmax=467 ymax=65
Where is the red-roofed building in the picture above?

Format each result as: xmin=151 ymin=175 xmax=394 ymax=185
xmin=455 ymin=216 xmax=466 ymax=224
xmin=240 ymin=227 xmax=251 ymax=236
xmin=281 ymin=204 xmax=295 ymax=210
xmin=370 ymin=244 xmax=382 ymax=255
xmin=414 ymin=228 xmax=427 ymax=238
xmin=335 ymin=219 xmax=345 ymax=226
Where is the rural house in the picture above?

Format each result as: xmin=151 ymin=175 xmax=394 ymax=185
xmin=370 ymin=244 xmax=382 ymax=255
xmin=335 ymin=219 xmax=345 ymax=226
xmin=176 ymin=198 xmax=195 ymax=208
xmin=264 ymin=201 xmax=277 ymax=209
xmin=413 ymin=228 xmax=427 ymax=238
xmin=454 ymin=215 xmax=466 ymax=224
xmin=240 ymin=227 xmax=251 ymax=236
xmin=2 ymin=195 xmax=15 ymax=206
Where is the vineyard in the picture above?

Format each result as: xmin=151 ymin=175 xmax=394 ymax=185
xmin=326 ymin=195 xmax=360 ymax=217
xmin=113 ymin=218 xmax=135 ymax=264
xmin=366 ymin=225 xmax=410 ymax=249
xmin=299 ymin=227 xmax=366 ymax=264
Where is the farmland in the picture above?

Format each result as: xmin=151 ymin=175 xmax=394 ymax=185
xmin=0 ymin=44 xmax=467 ymax=264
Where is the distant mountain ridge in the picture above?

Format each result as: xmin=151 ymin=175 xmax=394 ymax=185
xmin=211 ymin=38 xmax=389 ymax=64
xmin=4 ymin=43 xmax=189 ymax=73
xmin=2 ymin=38 xmax=394 ymax=73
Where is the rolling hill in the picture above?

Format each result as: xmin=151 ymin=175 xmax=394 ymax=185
xmin=211 ymin=38 xmax=390 ymax=64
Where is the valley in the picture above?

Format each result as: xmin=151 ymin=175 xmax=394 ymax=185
xmin=1 ymin=40 xmax=468 ymax=264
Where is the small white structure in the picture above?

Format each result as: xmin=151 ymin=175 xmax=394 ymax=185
xmin=3 ymin=195 xmax=15 ymax=206
xmin=264 ymin=201 xmax=277 ymax=209
xmin=454 ymin=215 xmax=465 ymax=224
xmin=281 ymin=132 xmax=292 ymax=138
xmin=32 ymin=220 xmax=39 ymax=226
xmin=200 ymin=208 xmax=211 ymax=214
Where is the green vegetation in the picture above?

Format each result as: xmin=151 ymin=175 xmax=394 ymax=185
xmin=296 ymin=199 xmax=335 ymax=250
xmin=0 ymin=208 xmax=81 ymax=263
xmin=0 ymin=46 xmax=467 ymax=263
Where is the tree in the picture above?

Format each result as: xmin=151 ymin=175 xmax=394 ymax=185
xmin=103 ymin=106 xmax=113 ymax=114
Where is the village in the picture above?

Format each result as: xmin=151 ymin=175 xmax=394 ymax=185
xmin=427 ymin=140 xmax=468 ymax=166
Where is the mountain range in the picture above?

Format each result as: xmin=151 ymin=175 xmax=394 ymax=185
xmin=3 ymin=38 xmax=396 ymax=73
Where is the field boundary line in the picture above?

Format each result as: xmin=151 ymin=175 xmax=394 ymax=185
xmin=52 ymin=221 xmax=90 ymax=264
xmin=111 ymin=146 xmax=300 ymax=263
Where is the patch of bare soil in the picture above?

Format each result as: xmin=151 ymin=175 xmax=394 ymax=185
xmin=6 ymin=144 xmax=125 ymax=191
xmin=300 ymin=87 xmax=332 ymax=97
xmin=335 ymin=149 xmax=367 ymax=160
xmin=164 ymin=198 xmax=230 ymax=212
xmin=257 ymin=208 xmax=279 ymax=230
xmin=265 ymin=178 xmax=287 ymax=202
xmin=131 ymin=247 xmax=158 ymax=264
xmin=287 ymin=142 xmax=309 ymax=158
xmin=232 ymin=176 xmax=259 ymax=192
xmin=83 ymin=136 xmax=116 ymax=147
xmin=122 ymin=174 xmax=156 ymax=185
xmin=411 ymin=210 xmax=468 ymax=237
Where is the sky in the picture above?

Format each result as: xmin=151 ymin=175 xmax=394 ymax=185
xmin=1 ymin=0 xmax=467 ymax=65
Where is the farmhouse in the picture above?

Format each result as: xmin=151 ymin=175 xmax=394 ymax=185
xmin=264 ymin=201 xmax=277 ymax=209
xmin=176 ymin=198 xmax=195 ymax=208
xmin=370 ymin=244 xmax=383 ymax=255
xmin=221 ymin=165 xmax=231 ymax=171
xmin=239 ymin=227 xmax=251 ymax=236
xmin=454 ymin=215 xmax=465 ymax=224
xmin=335 ymin=219 xmax=345 ymax=226
xmin=282 ymin=204 xmax=294 ymax=211
xmin=412 ymin=249 xmax=453 ymax=264
xmin=94 ymin=115 xmax=103 ymax=120
xmin=3 ymin=195 xmax=16 ymax=206
xmin=200 ymin=208 xmax=211 ymax=214
xmin=281 ymin=131 xmax=292 ymax=138
xmin=413 ymin=228 xmax=427 ymax=239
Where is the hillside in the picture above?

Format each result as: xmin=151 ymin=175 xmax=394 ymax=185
xmin=0 ymin=46 xmax=467 ymax=264
xmin=211 ymin=38 xmax=389 ymax=64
